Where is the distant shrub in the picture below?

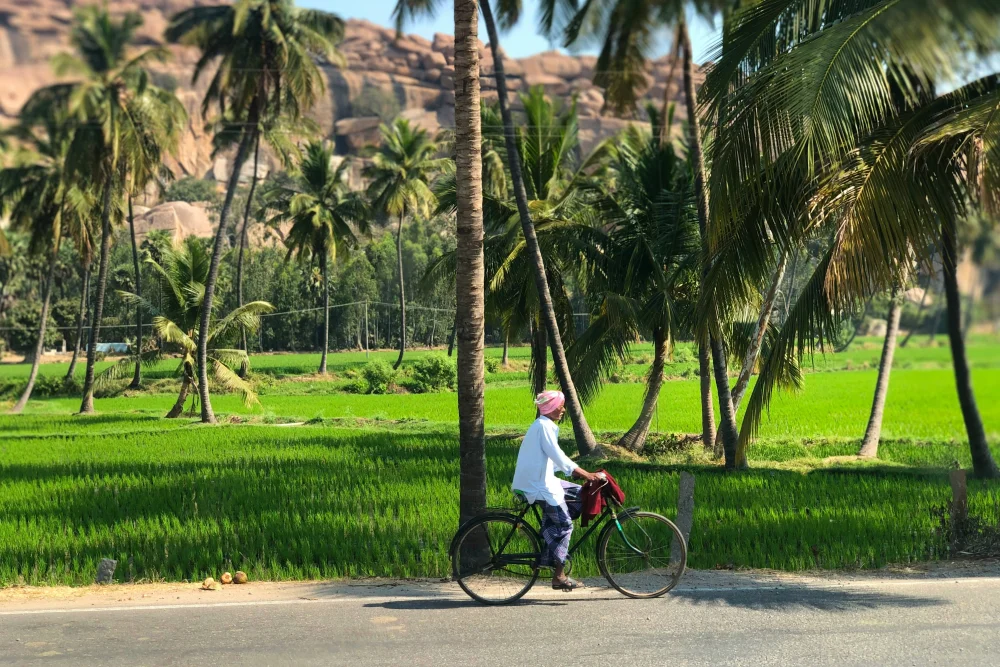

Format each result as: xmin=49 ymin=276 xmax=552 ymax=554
xmin=484 ymin=357 xmax=500 ymax=374
xmin=150 ymin=70 xmax=179 ymax=93
xmin=412 ymin=354 xmax=456 ymax=393
xmin=164 ymin=177 xmax=219 ymax=204
xmin=361 ymin=360 xmax=395 ymax=394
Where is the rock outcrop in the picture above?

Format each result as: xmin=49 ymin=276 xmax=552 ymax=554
xmin=0 ymin=2 xmax=700 ymax=181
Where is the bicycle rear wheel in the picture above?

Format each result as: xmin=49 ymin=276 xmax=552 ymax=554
xmin=597 ymin=511 xmax=686 ymax=598
xmin=452 ymin=513 xmax=541 ymax=605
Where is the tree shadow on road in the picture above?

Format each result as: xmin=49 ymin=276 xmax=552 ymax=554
xmin=669 ymin=583 xmax=947 ymax=612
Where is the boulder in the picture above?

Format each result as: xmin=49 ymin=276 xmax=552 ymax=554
xmin=133 ymin=202 xmax=215 ymax=244
xmin=422 ymin=50 xmax=447 ymax=70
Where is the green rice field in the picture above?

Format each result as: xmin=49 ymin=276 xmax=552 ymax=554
xmin=1 ymin=336 xmax=999 ymax=586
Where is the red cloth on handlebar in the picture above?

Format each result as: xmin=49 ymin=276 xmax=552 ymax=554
xmin=580 ymin=470 xmax=625 ymax=527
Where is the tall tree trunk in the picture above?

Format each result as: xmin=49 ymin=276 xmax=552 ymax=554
xmin=455 ymin=0 xmax=488 ymax=527
xmin=10 ymin=236 xmax=60 ymax=414
xmin=617 ymin=327 xmax=667 ymax=451
xmin=447 ymin=317 xmax=457 ymax=356
xmin=196 ymin=120 xmax=257 ymax=424
xmin=502 ymin=333 xmax=509 ymax=367
xmin=658 ymin=36 xmax=681 ymax=147
xmin=942 ymin=222 xmax=999 ymax=478
xmin=858 ymin=292 xmax=902 ymax=458
xmin=680 ymin=16 xmax=739 ymax=462
xmin=79 ymin=172 xmax=115 ymax=415
xmin=127 ymin=194 xmax=142 ymax=389
xmin=319 ymin=252 xmax=329 ymax=374
xmin=723 ymin=249 xmax=789 ymax=465
xmin=393 ymin=214 xmax=406 ymax=370
xmin=732 ymin=249 xmax=789 ymax=409
xmin=699 ymin=342 xmax=715 ymax=448
xmin=530 ymin=319 xmax=548 ymax=396
xmin=481 ymin=0 xmax=600 ymax=456
xmin=66 ymin=266 xmax=90 ymax=381
xmin=165 ymin=370 xmax=192 ymax=418
xmin=236 ymin=133 xmax=261 ymax=378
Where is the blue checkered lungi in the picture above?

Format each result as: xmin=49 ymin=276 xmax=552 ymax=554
xmin=539 ymin=481 xmax=582 ymax=566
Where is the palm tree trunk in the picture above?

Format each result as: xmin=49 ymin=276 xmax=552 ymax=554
xmin=858 ymin=292 xmax=902 ymax=458
xmin=732 ymin=250 xmax=788 ymax=410
xmin=724 ymin=249 xmax=789 ymax=465
xmin=531 ymin=319 xmax=548 ymax=396
xmin=502 ymin=333 xmax=509 ymax=367
xmin=658 ymin=35 xmax=681 ymax=147
xmin=236 ymin=134 xmax=261 ymax=378
xmin=943 ymin=222 xmax=999 ymax=478
xmin=166 ymin=370 xmax=192 ymax=418
xmin=447 ymin=316 xmax=457 ymax=356
xmin=699 ymin=343 xmax=715 ymax=448
xmin=618 ymin=327 xmax=667 ymax=451
xmin=197 ymin=120 xmax=257 ymax=424
xmin=127 ymin=194 xmax=142 ymax=389
xmin=680 ymin=16 xmax=738 ymax=462
xmin=79 ymin=172 xmax=115 ymax=415
xmin=319 ymin=253 xmax=330 ymax=374
xmin=66 ymin=266 xmax=90 ymax=381
xmin=394 ymin=214 xmax=407 ymax=370
xmin=10 ymin=236 xmax=59 ymax=414
xmin=481 ymin=0 xmax=599 ymax=456
xmin=454 ymin=0 xmax=488 ymax=528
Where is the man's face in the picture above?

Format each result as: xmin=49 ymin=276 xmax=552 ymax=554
xmin=551 ymin=406 xmax=566 ymax=422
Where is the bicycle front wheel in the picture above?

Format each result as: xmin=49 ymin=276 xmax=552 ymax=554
xmin=597 ymin=511 xmax=686 ymax=598
xmin=452 ymin=513 xmax=541 ymax=605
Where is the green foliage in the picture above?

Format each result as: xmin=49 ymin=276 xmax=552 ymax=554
xmin=361 ymin=359 xmax=395 ymax=394
xmin=350 ymin=85 xmax=401 ymax=123
xmin=411 ymin=353 xmax=456 ymax=392
xmin=1 ymin=301 xmax=61 ymax=354
xmin=485 ymin=357 xmax=500 ymax=374
xmin=164 ymin=177 xmax=219 ymax=204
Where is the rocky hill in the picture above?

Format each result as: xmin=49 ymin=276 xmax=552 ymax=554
xmin=1 ymin=1 xmax=698 ymax=185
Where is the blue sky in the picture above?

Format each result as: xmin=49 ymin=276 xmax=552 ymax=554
xmin=307 ymin=1 xmax=721 ymax=62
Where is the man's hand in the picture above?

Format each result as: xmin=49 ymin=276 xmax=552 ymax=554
xmin=573 ymin=467 xmax=601 ymax=482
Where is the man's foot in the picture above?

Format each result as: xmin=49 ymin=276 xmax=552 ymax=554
xmin=552 ymin=576 xmax=585 ymax=591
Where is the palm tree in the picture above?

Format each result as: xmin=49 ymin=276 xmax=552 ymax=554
xmin=859 ymin=291 xmax=903 ymax=458
xmin=395 ymin=0 xmax=602 ymax=457
xmin=265 ymin=141 xmax=369 ymax=373
xmin=701 ymin=0 xmax=1000 ymax=475
xmin=364 ymin=118 xmax=446 ymax=370
xmin=0 ymin=117 xmax=68 ymax=414
xmin=166 ymin=0 xmax=345 ymax=423
xmin=31 ymin=6 xmax=182 ymax=414
xmin=551 ymin=0 xmax=737 ymax=457
xmin=569 ymin=126 xmax=700 ymax=451
xmin=122 ymin=85 xmax=186 ymax=389
xmin=453 ymin=0 xmax=488 ymax=527
xmin=106 ymin=238 xmax=272 ymax=417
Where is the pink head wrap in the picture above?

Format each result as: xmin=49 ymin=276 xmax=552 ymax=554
xmin=534 ymin=390 xmax=565 ymax=417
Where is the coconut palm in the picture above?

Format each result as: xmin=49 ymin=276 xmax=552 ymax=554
xmin=701 ymin=1 xmax=1000 ymax=475
xmin=567 ymin=126 xmax=701 ymax=451
xmin=364 ymin=118 xmax=447 ymax=370
xmin=395 ymin=0 xmax=602 ymax=457
xmin=29 ymin=6 xmax=183 ymax=414
xmin=549 ymin=0 xmax=738 ymax=456
xmin=0 ymin=116 xmax=69 ymax=413
xmin=166 ymin=0 xmax=345 ymax=423
xmin=106 ymin=238 xmax=272 ymax=417
xmin=453 ymin=0 xmax=489 ymax=527
xmin=265 ymin=141 xmax=369 ymax=374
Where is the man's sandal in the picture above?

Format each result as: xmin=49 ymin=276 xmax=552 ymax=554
xmin=552 ymin=577 xmax=585 ymax=591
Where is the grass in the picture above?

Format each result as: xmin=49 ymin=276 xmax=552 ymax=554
xmin=1 ymin=337 xmax=999 ymax=586
xmin=2 ymin=416 xmax=998 ymax=586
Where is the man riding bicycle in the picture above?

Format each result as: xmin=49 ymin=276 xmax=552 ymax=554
xmin=511 ymin=390 xmax=601 ymax=592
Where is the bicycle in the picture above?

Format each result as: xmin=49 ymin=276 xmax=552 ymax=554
xmin=450 ymin=482 xmax=687 ymax=605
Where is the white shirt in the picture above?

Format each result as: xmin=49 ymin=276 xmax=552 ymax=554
xmin=511 ymin=416 xmax=577 ymax=507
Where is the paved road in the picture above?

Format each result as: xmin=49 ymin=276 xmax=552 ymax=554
xmin=2 ymin=571 xmax=999 ymax=666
